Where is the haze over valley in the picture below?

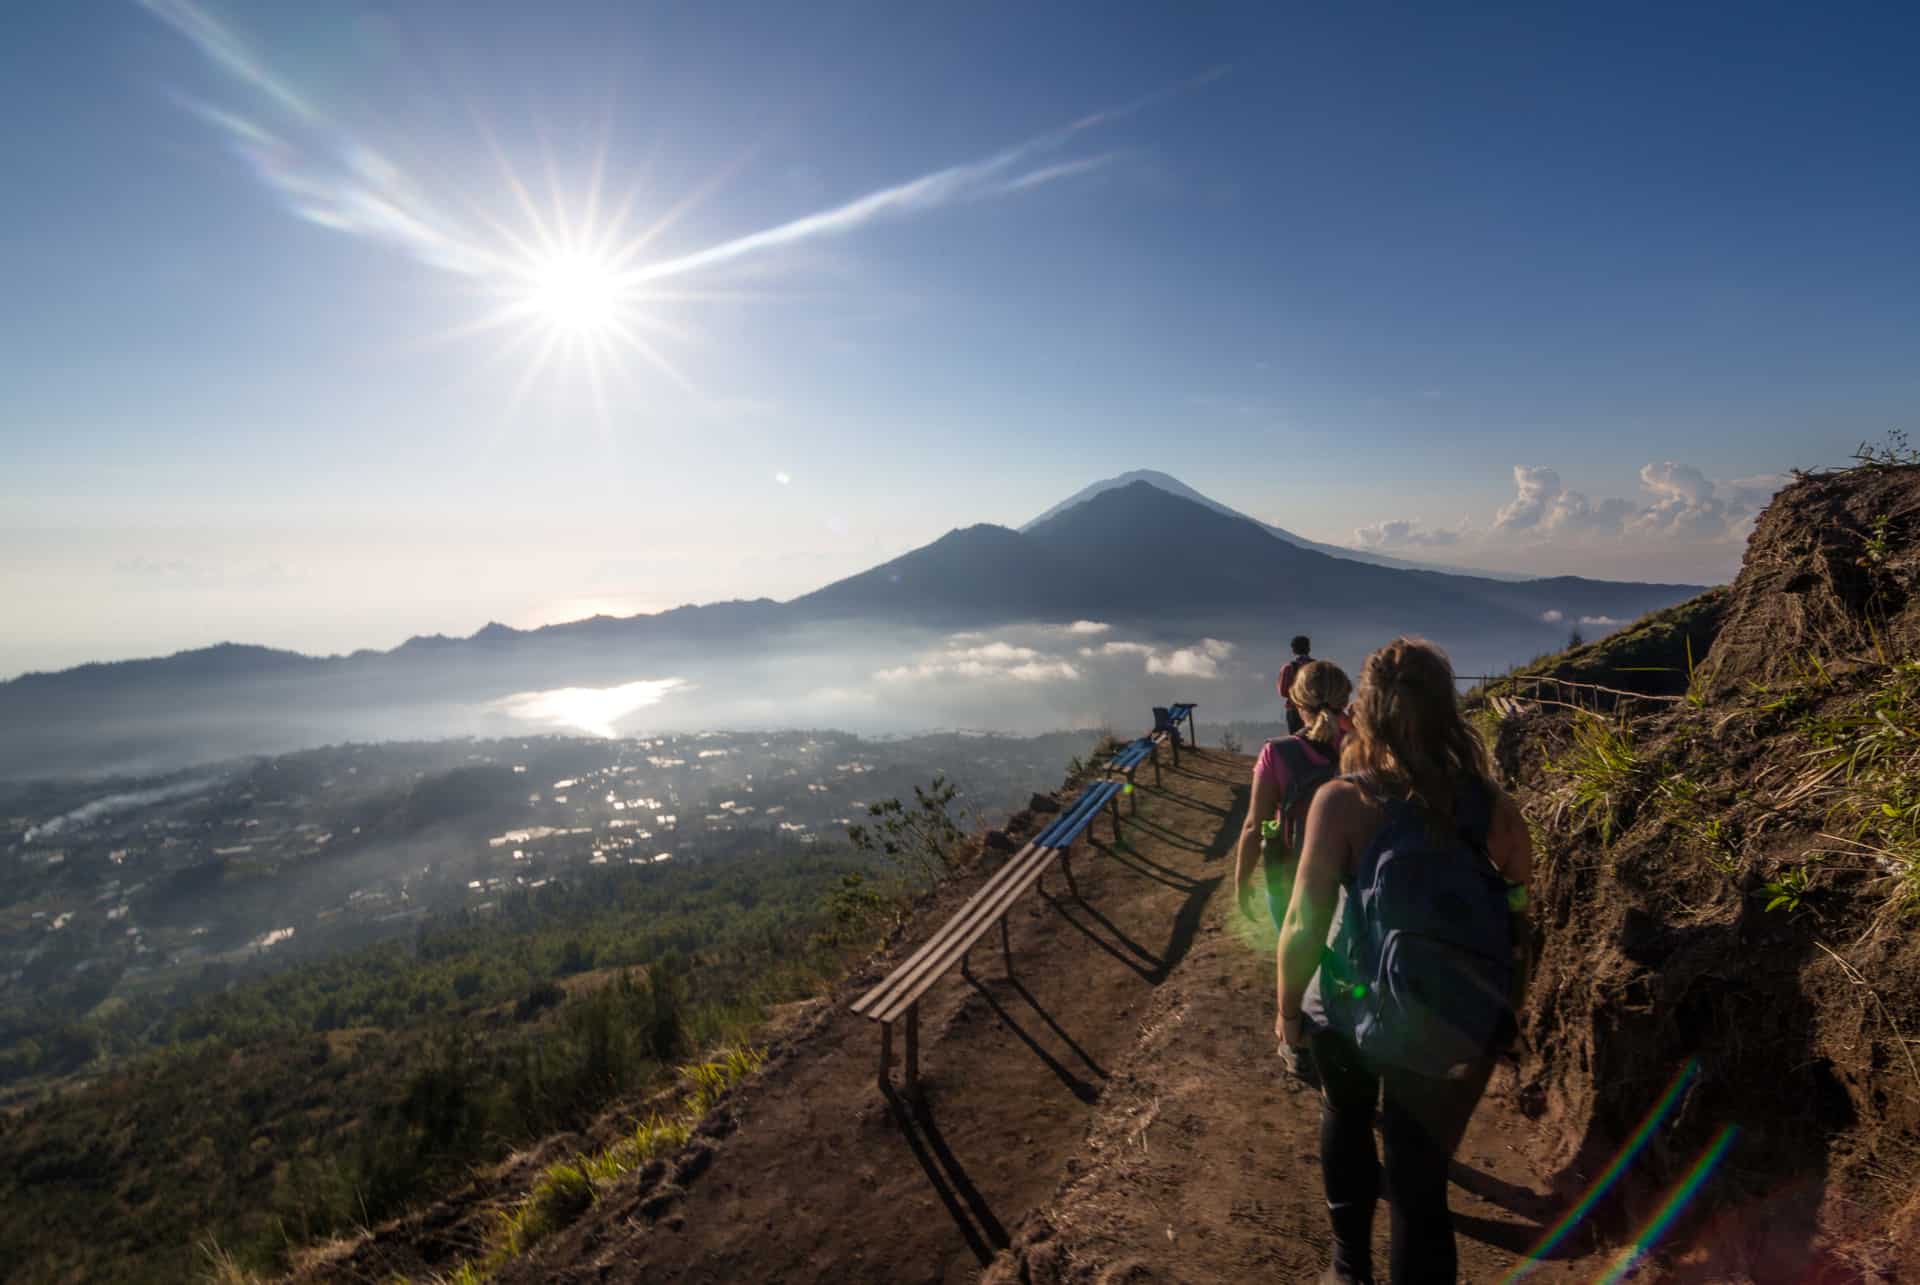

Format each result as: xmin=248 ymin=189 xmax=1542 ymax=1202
xmin=0 ymin=475 xmax=1702 ymax=781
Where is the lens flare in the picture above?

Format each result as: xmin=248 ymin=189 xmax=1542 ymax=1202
xmin=1593 ymin=1125 xmax=1740 ymax=1284
xmin=1495 ymin=1059 xmax=1700 ymax=1283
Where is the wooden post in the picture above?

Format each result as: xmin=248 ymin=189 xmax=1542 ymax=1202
xmin=879 ymin=1019 xmax=894 ymax=1089
xmin=905 ymin=1002 xmax=920 ymax=1091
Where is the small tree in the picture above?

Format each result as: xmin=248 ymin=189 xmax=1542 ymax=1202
xmin=1568 ymin=627 xmax=1585 ymax=650
xmin=846 ymin=775 xmax=964 ymax=893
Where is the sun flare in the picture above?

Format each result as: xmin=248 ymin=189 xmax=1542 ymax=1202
xmin=525 ymin=250 xmax=623 ymax=337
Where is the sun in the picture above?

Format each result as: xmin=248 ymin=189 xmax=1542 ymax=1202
xmin=525 ymin=249 xmax=623 ymax=338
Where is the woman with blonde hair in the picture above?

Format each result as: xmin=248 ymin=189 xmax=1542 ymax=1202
xmin=1233 ymin=658 xmax=1353 ymax=932
xmin=1276 ymin=637 xmax=1534 ymax=1285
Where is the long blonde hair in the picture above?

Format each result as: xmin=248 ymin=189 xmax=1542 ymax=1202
xmin=1340 ymin=637 xmax=1493 ymax=830
xmin=1289 ymin=660 xmax=1352 ymax=745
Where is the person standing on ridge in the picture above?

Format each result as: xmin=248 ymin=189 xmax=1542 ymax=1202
xmin=1279 ymin=635 xmax=1314 ymax=734
xmin=1276 ymin=637 xmax=1534 ymax=1285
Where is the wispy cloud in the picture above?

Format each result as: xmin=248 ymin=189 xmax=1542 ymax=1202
xmin=998 ymin=153 xmax=1121 ymax=195
xmin=146 ymin=0 xmax=1223 ymax=295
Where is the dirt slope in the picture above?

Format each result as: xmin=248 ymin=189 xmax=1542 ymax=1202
xmin=1472 ymin=462 xmax=1920 ymax=1282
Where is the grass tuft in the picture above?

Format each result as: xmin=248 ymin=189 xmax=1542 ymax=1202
xmin=458 ymin=1042 xmax=768 ymax=1280
xmin=1547 ymin=713 xmax=1644 ymax=842
xmin=1809 ymin=661 xmax=1920 ymax=916
xmin=196 ymin=1240 xmax=262 ymax=1285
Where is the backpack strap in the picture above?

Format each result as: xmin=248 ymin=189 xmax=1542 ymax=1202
xmin=1272 ymin=736 xmax=1336 ymax=850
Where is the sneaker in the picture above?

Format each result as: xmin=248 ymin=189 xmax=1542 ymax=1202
xmin=1320 ymin=1267 xmax=1373 ymax=1285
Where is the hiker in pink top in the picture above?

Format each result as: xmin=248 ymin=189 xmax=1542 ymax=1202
xmin=1234 ymin=660 xmax=1354 ymax=930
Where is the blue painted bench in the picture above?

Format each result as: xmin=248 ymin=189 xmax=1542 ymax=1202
xmin=1107 ymin=735 xmax=1163 ymax=796
xmin=1153 ymin=702 xmax=1199 ymax=765
xmin=851 ymin=777 xmax=1128 ymax=1091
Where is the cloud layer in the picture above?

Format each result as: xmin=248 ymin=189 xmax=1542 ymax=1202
xmin=876 ymin=628 xmax=1237 ymax=688
xmin=1354 ymin=461 xmax=1783 ymax=556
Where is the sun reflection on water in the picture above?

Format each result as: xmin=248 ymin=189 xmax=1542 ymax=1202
xmin=492 ymin=677 xmax=688 ymax=738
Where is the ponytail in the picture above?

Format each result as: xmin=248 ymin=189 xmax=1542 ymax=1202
xmin=1289 ymin=661 xmax=1353 ymax=747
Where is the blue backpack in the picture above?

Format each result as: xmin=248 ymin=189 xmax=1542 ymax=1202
xmin=1314 ymin=775 xmax=1514 ymax=1077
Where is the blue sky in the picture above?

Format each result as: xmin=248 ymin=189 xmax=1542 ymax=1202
xmin=3 ymin=0 xmax=1917 ymax=675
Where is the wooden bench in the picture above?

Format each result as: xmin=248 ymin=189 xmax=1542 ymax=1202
xmin=1107 ymin=735 xmax=1162 ymax=792
xmin=1152 ymin=702 xmax=1198 ymax=765
xmin=851 ymin=777 xmax=1128 ymax=1092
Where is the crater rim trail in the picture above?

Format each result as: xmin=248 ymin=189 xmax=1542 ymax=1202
xmin=311 ymin=745 xmax=1617 ymax=1284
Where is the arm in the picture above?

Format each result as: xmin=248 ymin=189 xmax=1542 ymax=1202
xmin=1234 ymin=757 xmax=1282 ymax=919
xmin=1276 ymin=779 xmax=1362 ymax=1040
xmin=1487 ymin=787 xmax=1534 ymax=888
xmin=1487 ymin=787 xmax=1537 ymax=1012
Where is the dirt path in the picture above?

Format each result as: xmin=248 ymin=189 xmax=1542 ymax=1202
xmin=982 ymin=757 xmax=1611 ymax=1283
xmin=493 ymin=748 xmax=1618 ymax=1283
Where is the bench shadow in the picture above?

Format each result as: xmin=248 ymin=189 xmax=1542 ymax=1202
xmin=1133 ymin=782 xmax=1231 ymax=817
xmin=1445 ymin=1163 xmax=1579 ymax=1262
xmin=1202 ymin=785 xmax=1251 ymax=863
xmin=1453 ymin=1210 xmax=1575 ymax=1260
xmin=964 ymin=972 xmax=1102 ymax=1103
xmin=1042 ymin=862 xmax=1221 ymax=987
xmin=882 ymin=1082 xmax=1010 ymax=1265
xmin=1121 ymin=813 xmax=1207 ymax=852
xmin=1095 ymin=838 xmax=1195 ymax=888
xmin=1168 ymin=761 xmax=1240 ymax=787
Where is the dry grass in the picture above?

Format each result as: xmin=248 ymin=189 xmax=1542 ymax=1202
xmin=414 ymin=1043 xmax=769 ymax=1284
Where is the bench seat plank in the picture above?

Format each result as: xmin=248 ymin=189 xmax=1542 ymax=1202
xmin=850 ymin=841 xmax=1046 ymax=1018
xmin=862 ymin=847 xmax=1059 ymax=1022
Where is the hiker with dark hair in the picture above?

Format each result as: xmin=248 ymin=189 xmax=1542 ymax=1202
xmin=1279 ymin=635 xmax=1314 ymax=734
xmin=1234 ymin=659 xmax=1353 ymax=932
xmin=1277 ymin=636 xmax=1534 ymax=1285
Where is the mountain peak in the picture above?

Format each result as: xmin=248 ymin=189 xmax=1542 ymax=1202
xmin=1022 ymin=469 xmax=1528 ymax=580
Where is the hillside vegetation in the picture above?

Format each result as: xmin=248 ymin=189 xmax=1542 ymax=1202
xmin=0 ymin=846 xmax=896 ymax=1283
xmin=1475 ymin=448 xmax=1920 ymax=1277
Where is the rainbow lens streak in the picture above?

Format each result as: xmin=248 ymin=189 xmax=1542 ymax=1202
xmin=1592 ymin=1124 xmax=1739 ymax=1284
xmin=1496 ymin=1058 xmax=1700 ymax=1284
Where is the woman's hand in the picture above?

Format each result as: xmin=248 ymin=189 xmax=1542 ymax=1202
xmin=1276 ymin=1010 xmax=1310 ymax=1080
xmin=1237 ymin=871 xmax=1262 ymax=922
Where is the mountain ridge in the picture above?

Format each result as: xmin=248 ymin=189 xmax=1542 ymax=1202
xmin=7 ymin=479 xmax=1700 ymax=688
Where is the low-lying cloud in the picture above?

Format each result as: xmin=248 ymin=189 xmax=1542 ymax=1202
xmin=879 ymin=628 xmax=1236 ymax=689
xmin=1353 ymin=520 xmax=1461 ymax=550
xmin=1351 ymin=460 xmax=1786 ymax=577
xmin=1147 ymin=638 xmax=1235 ymax=679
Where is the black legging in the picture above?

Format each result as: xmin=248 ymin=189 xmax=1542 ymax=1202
xmin=1311 ymin=1030 xmax=1493 ymax=1283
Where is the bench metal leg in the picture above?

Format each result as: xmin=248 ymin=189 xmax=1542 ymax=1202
xmin=1109 ymin=796 xmax=1122 ymax=841
xmin=1000 ymin=915 xmax=1013 ymax=971
xmin=1062 ymin=846 xmax=1080 ymax=899
xmin=1153 ymin=745 xmax=1162 ymax=787
xmin=904 ymin=1002 xmax=920 ymax=1092
xmin=879 ymin=1019 xmax=894 ymax=1089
